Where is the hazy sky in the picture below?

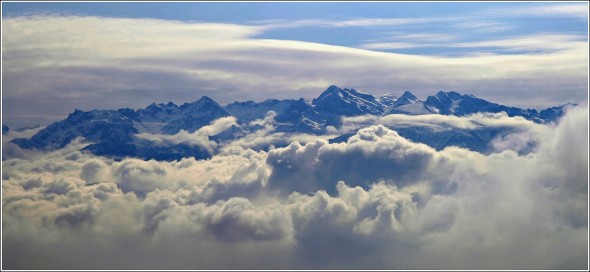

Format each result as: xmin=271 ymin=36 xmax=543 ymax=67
xmin=2 ymin=1 xmax=588 ymax=127
xmin=2 ymin=3 xmax=589 ymax=270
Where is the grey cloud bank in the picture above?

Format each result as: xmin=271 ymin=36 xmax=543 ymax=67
xmin=2 ymin=106 xmax=587 ymax=269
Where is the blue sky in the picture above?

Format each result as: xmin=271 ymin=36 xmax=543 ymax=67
xmin=4 ymin=2 xmax=587 ymax=54
xmin=1 ymin=1 xmax=589 ymax=127
xmin=3 ymin=2 xmax=526 ymax=21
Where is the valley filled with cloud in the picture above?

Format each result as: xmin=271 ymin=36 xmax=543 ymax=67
xmin=2 ymin=105 xmax=587 ymax=269
xmin=2 ymin=2 xmax=588 ymax=270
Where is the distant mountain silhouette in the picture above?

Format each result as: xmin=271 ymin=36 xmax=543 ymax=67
xmin=11 ymin=85 xmax=574 ymax=160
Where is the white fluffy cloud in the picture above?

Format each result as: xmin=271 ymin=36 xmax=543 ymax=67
xmin=218 ymin=111 xmax=337 ymax=152
xmin=266 ymin=125 xmax=435 ymax=195
xmin=339 ymin=111 xmax=554 ymax=154
xmin=341 ymin=111 xmax=543 ymax=131
xmin=2 ymin=107 xmax=587 ymax=269
xmin=136 ymin=116 xmax=237 ymax=153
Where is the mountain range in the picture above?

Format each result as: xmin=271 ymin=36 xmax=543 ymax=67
xmin=7 ymin=85 xmax=573 ymax=160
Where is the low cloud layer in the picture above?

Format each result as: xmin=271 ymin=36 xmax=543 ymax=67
xmin=136 ymin=116 xmax=238 ymax=153
xmin=2 ymin=107 xmax=587 ymax=269
xmin=341 ymin=111 xmax=543 ymax=131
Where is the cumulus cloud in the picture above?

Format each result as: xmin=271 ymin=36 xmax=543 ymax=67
xmin=2 ymin=126 xmax=47 ymax=160
xmin=219 ymin=112 xmax=337 ymax=152
xmin=339 ymin=111 xmax=553 ymax=154
xmin=2 ymin=107 xmax=587 ymax=269
xmin=266 ymin=125 xmax=436 ymax=195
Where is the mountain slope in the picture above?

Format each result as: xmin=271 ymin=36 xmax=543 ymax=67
xmin=11 ymin=109 xmax=138 ymax=156
xmin=328 ymin=126 xmax=523 ymax=154
xmin=424 ymin=91 xmax=538 ymax=119
xmin=313 ymin=85 xmax=384 ymax=116
xmin=275 ymin=98 xmax=325 ymax=134
xmin=9 ymin=97 xmax=231 ymax=160
xmin=538 ymin=103 xmax=574 ymax=123
xmin=134 ymin=102 xmax=181 ymax=133
xmin=224 ymin=99 xmax=296 ymax=124
xmin=376 ymin=93 xmax=399 ymax=112
xmin=161 ymin=96 xmax=230 ymax=134
xmin=9 ymin=85 xmax=574 ymax=161
xmin=385 ymin=91 xmax=435 ymax=115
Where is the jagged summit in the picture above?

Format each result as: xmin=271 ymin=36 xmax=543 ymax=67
xmin=423 ymin=91 xmax=541 ymax=117
xmin=319 ymin=85 xmax=343 ymax=95
xmin=400 ymin=91 xmax=419 ymax=100
xmin=313 ymin=85 xmax=383 ymax=116
xmin=392 ymin=91 xmax=419 ymax=107
xmin=434 ymin=91 xmax=462 ymax=99
xmin=385 ymin=91 xmax=433 ymax=115
xmin=314 ymin=85 xmax=352 ymax=102
xmin=426 ymin=91 xmax=465 ymax=115
xmin=376 ymin=92 xmax=398 ymax=104
xmin=9 ymin=86 xmax=573 ymax=160
xmin=163 ymin=97 xmax=230 ymax=134
xmin=179 ymin=96 xmax=220 ymax=109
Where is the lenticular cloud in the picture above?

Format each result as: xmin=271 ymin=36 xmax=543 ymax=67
xmin=2 ymin=107 xmax=588 ymax=269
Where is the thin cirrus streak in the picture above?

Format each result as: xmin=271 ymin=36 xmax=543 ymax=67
xmin=359 ymin=34 xmax=587 ymax=51
xmin=253 ymin=3 xmax=588 ymax=30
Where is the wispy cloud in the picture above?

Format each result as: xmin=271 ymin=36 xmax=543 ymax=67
xmin=377 ymin=33 xmax=459 ymax=42
xmin=360 ymin=34 xmax=587 ymax=53
xmin=450 ymin=34 xmax=587 ymax=52
xmin=254 ymin=16 xmax=464 ymax=31
xmin=360 ymin=42 xmax=438 ymax=50
xmin=448 ymin=20 xmax=512 ymax=33
xmin=341 ymin=111 xmax=542 ymax=132
xmin=255 ymin=3 xmax=588 ymax=32
xmin=486 ymin=3 xmax=588 ymax=19
xmin=2 ymin=14 xmax=588 ymax=128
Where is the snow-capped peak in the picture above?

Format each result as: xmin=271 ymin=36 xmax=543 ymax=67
xmin=10 ymin=85 xmax=572 ymax=161
xmin=312 ymin=85 xmax=384 ymax=116
xmin=399 ymin=91 xmax=418 ymax=101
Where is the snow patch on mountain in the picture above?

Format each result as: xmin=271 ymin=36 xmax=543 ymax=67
xmin=224 ymin=99 xmax=296 ymax=124
xmin=137 ymin=116 xmax=238 ymax=153
xmin=8 ymin=85 xmax=575 ymax=161
xmin=385 ymin=91 xmax=434 ymax=115
xmin=313 ymin=85 xmax=384 ymax=116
